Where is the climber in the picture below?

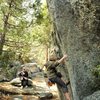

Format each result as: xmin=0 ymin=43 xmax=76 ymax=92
xmin=44 ymin=54 xmax=70 ymax=100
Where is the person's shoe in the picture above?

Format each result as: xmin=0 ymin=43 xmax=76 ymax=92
xmin=25 ymin=86 xmax=28 ymax=88
xmin=20 ymin=86 xmax=23 ymax=89
xmin=66 ymin=81 xmax=70 ymax=86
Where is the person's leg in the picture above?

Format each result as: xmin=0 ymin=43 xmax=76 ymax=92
xmin=64 ymin=92 xmax=70 ymax=100
xmin=60 ymin=78 xmax=70 ymax=86
xmin=62 ymin=87 xmax=70 ymax=100
xmin=24 ymin=79 xmax=28 ymax=87
xmin=21 ymin=80 xmax=25 ymax=88
xmin=53 ymin=77 xmax=67 ymax=88
xmin=22 ymin=79 xmax=27 ymax=88
xmin=26 ymin=79 xmax=28 ymax=87
xmin=51 ymin=77 xmax=70 ymax=100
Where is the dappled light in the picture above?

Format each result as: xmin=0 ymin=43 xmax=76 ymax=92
xmin=0 ymin=0 xmax=100 ymax=100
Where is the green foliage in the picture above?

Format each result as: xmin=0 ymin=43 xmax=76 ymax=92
xmin=5 ymin=66 xmax=18 ymax=80
xmin=92 ymin=65 xmax=100 ymax=78
xmin=0 ymin=50 xmax=15 ymax=67
xmin=0 ymin=0 xmax=51 ymax=67
xmin=0 ymin=0 xmax=51 ymax=80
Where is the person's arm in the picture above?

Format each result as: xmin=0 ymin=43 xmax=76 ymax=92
xmin=41 ymin=65 xmax=45 ymax=70
xmin=51 ymin=55 xmax=68 ymax=68
xmin=58 ymin=54 xmax=68 ymax=64
xmin=39 ymin=64 xmax=47 ymax=72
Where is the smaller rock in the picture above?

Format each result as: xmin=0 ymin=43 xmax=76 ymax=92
xmin=10 ymin=77 xmax=33 ymax=87
xmin=38 ymin=92 xmax=53 ymax=100
xmin=83 ymin=91 xmax=100 ymax=100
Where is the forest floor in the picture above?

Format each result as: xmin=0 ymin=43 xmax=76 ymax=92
xmin=0 ymin=73 xmax=59 ymax=100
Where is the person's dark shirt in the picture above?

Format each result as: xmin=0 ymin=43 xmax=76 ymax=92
xmin=18 ymin=70 xmax=28 ymax=78
xmin=23 ymin=71 xmax=28 ymax=78
xmin=44 ymin=61 xmax=59 ymax=78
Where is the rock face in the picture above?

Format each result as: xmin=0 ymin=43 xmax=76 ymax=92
xmin=83 ymin=91 xmax=100 ymax=100
xmin=46 ymin=0 xmax=100 ymax=100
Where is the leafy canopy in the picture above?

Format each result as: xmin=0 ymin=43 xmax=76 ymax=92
xmin=0 ymin=0 xmax=51 ymax=66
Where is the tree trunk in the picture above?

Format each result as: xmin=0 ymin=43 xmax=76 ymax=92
xmin=0 ymin=16 xmax=8 ymax=55
xmin=45 ymin=45 xmax=49 ymax=62
xmin=0 ymin=33 xmax=5 ymax=55
xmin=46 ymin=0 xmax=100 ymax=100
xmin=0 ymin=0 xmax=13 ymax=55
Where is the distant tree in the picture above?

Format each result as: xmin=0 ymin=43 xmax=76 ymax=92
xmin=0 ymin=0 xmax=51 ymax=66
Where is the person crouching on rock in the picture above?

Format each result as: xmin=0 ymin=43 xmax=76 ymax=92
xmin=18 ymin=67 xmax=29 ymax=88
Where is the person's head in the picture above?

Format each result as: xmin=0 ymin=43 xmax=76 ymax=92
xmin=23 ymin=67 xmax=27 ymax=71
xmin=20 ymin=66 xmax=23 ymax=71
xmin=49 ymin=54 xmax=57 ymax=61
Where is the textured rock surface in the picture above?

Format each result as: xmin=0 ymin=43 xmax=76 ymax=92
xmin=10 ymin=77 xmax=33 ymax=86
xmin=83 ymin=91 xmax=100 ymax=100
xmin=46 ymin=0 xmax=100 ymax=100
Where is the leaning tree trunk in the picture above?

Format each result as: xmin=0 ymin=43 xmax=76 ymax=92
xmin=46 ymin=0 xmax=100 ymax=100
xmin=0 ymin=16 xmax=8 ymax=55
xmin=0 ymin=0 xmax=13 ymax=55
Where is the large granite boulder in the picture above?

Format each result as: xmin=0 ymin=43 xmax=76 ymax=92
xmin=46 ymin=0 xmax=100 ymax=100
xmin=83 ymin=91 xmax=100 ymax=100
xmin=10 ymin=78 xmax=33 ymax=87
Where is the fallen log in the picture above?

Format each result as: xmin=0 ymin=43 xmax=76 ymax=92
xmin=0 ymin=82 xmax=36 ymax=95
